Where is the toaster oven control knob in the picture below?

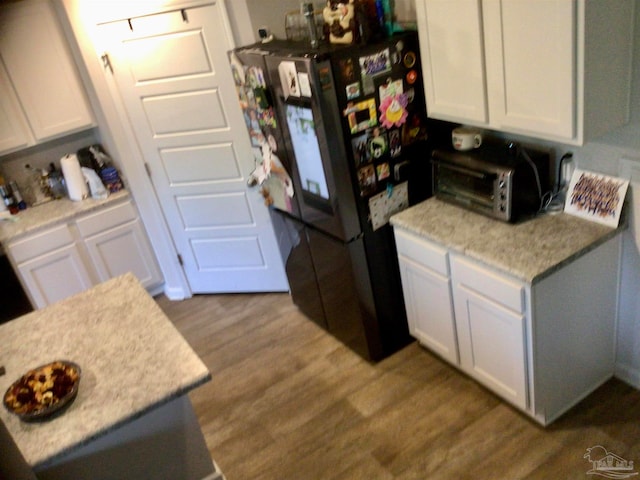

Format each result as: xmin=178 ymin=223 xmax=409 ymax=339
xmin=500 ymin=204 xmax=506 ymax=212
xmin=499 ymin=180 xmax=505 ymax=189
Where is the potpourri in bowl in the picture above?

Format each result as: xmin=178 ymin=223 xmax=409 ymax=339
xmin=3 ymin=360 xmax=81 ymax=421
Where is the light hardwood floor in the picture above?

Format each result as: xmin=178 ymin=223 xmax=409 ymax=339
xmin=156 ymin=292 xmax=640 ymax=480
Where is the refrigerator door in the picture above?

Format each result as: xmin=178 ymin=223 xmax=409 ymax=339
xmin=306 ymin=226 xmax=379 ymax=360
xmin=264 ymin=54 xmax=361 ymax=242
xmin=228 ymin=48 xmax=300 ymax=218
xmin=330 ymin=32 xmax=431 ymax=228
xmin=270 ymin=210 xmax=326 ymax=329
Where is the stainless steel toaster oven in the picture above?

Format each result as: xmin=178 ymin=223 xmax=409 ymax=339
xmin=431 ymin=143 xmax=552 ymax=222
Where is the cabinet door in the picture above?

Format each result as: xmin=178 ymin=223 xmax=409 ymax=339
xmin=0 ymin=0 xmax=94 ymax=142
xmin=453 ymin=287 xmax=528 ymax=410
xmin=451 ymin=256 xmax=528 ymax=410
xmin=416 ymin=0 xmax=488 ymax=124
xmin=483 ymin=0 xmax=575 ymax=139
xmin=16 ymin=245 xmax=93 ymax=309
xmin=0 ymin=61 xmax=33 ymax=154
xmin=399 ymin=255 xmax=458 ymax=365
xmin=82 ymin=220 xmax=163 ymax=290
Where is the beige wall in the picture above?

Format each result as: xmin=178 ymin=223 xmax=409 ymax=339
xmin=242 ymin=0 xmax=417 ymax=41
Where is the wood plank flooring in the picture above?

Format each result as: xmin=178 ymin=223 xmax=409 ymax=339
xmin=156 ymin=292 xmax=640 ymax=480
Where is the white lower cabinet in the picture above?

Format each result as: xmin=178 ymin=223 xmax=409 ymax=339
xmin=10 ymin=224 xmax=94 ymax=308
xmin=76 ymin=200 xmax=162 ymax=288
xmin=7 ymin=199 xmax=162 ymax=309
xmin=450 ymin=255 xmax=528 ymax=411
xmin=395 ymin=229 xmax=458 ymax=365
xmin=394 ymin=227 xmax=619 ymax=425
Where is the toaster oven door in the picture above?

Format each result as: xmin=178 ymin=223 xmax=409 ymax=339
xmin=432 ymin=160 xmax=503 ymax=218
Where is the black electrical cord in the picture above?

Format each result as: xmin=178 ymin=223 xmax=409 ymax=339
xmin=556 ymin=152 xmax=573 ymax=194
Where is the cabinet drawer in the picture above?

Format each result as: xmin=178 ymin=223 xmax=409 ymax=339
xmin=76 ymin=200 xmax=137 ymax=238
xmin=451 ymin=255 xmax=524 ymax=313
xmin=8 ymin=224 xmax=74 ymax=263
xmin=394 ymin=228 xmax=449 ymax=276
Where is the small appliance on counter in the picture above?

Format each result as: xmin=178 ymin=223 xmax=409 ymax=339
xmin=432 ymin=140 xmax=552 ymax=222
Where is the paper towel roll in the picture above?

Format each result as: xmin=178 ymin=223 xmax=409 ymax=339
xmin=61 ymin=154 xmax=88 ymax=201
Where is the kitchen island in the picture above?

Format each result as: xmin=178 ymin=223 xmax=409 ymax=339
xmin=0 ymin=273 xmax=222 ymax=480
xmin=390 ymin=198 xmax=625 ymax=425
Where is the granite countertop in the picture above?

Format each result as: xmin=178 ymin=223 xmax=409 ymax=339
xmin=0 ymin=190 xmax=130 ymax=246
xmin=390 ymin=198 xmax=623 ymax=283
xmin=0 ymin=273 xmax=211 ymax=468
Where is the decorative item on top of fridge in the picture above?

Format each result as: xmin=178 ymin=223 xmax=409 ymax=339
xmin=321 ymin=0 xmax=395 ymax=46
xmin=285 ymin=6 xmax=325 ymax=42
xmin=323 ymin=0 xmax=358 ymax=44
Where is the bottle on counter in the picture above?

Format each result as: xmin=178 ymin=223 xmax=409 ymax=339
xmin=0 ymin=181 xmax=18 ymax=214
xmin=9 ymin=181 xmax=27 ymax=210
xmin=47 ymin=163 xmax=67 ymax=199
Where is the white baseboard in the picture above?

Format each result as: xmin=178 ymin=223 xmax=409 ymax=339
xmin=614 ymin=362 xmax=640 ymax=390
xmin=163 ymin=285 xmax=190 ymax=301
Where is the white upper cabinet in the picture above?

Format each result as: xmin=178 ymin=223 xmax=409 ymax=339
xmin=416 ymin=0 xmax=634 ymax=145
xmin=416 ymin=0 xmax=488 ymax=124
xmin=0 ymin=61 xmax=33 ymax=153
xmin=0 ymin=0 xmax=94 ymax=155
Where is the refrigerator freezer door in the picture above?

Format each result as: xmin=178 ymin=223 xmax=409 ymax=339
xmin=306 ymin=227 xmax=377 ymax=360
xmin=271 ymin=211 xmax=326 ymax=329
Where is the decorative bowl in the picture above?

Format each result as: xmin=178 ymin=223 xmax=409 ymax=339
xmin=3 ymin=360 xmax=81 ymax=422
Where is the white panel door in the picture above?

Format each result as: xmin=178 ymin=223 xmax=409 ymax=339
xmin=97 ymin=4 xmax=288 ymax=293
xmin=483 ymin=0 xmax=575 ymax=138
xmin=416 ymin=0 xmax=488 ymax=124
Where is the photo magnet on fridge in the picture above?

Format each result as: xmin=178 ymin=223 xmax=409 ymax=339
xmin=278 ymin=61 xmax=300 ymax=99
xmin=357 ymin=164 xmax=377 ymax=196
xmin=351 ymin=132 xmax=370 ymax=166
xmin=376 ymin=162 xmax=390 ymax=181
xmin=344 ymin=98 xmax=378 ymax=133
xmin=339 ymin=58 xmax=356 ymax=83
xmin=359 ymin=48 xmax=391 ymax=95
xmin=389 ymin=129 xmax=401 ymax=158
xmin=346 ymin=82 xmax=361 ymax=100
xmin=367 ymin=127 xmax=388 ymax=160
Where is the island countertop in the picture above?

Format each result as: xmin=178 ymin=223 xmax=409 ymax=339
xmin=0 ymin=273 xmax=211 ymax=468
xmin=390 ymin=198 xmax=623 ymax=283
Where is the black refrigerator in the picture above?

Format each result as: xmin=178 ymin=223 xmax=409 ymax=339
xmin=229 ymin=32 xmax=431 ymax=361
